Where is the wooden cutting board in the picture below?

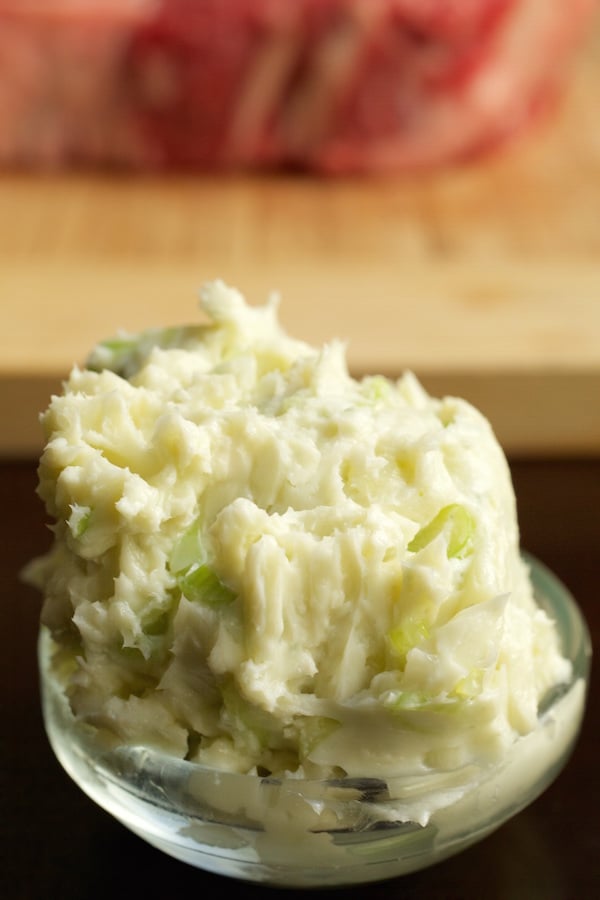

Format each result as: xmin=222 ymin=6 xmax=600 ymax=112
xmin=1 ymin=27 xmax=599 ymax=458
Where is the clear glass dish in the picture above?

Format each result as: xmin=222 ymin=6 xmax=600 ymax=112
xmin=38 ymin=554 xmax=591 ymax=888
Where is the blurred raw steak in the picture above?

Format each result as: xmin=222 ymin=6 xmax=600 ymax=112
xmin=0 ymin=0 xmax=596 ymax=173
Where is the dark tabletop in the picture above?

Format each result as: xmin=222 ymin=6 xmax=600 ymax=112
xmin=2 ymin=457 xmax=598 ymax=900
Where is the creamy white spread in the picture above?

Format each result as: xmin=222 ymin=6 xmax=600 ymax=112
xmin=29 ymin=280 xmax=571 ymax=797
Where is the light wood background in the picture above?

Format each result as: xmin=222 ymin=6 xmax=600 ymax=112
xmin=1 ymin=25 xmax=599 ymax=458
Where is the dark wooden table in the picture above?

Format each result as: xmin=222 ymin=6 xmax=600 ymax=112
xmin=2 ymin=457 xmax=598 ymax=900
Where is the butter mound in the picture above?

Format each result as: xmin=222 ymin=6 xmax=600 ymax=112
xmin=28 ymin=280 xmax=571 ymax=791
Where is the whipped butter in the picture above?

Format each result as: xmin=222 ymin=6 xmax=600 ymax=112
xmin=28 ymin=281 xmax=572 ymax=821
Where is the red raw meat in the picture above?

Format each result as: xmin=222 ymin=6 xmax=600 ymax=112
xmin=0 ymin=0 xmax=596 ymax=173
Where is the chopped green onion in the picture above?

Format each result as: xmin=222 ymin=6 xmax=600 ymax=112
xmin=389 ymin=690 xmax=430 ymax=711
xmin=386 ymin=690 xmax=461 ymax=715
xmin=169 ymin=519 xmax=205 ymax=574
xmin=177 ymin=564 xmax=236 ymax=608
xmin=142 ymin=609 xmax=171 ymax=636
xmin=67 ymin=504 xmax=92 ymax=539
xmin=362 ymin=375 xmax=392 ymax=403
xmin=98 ymin=337 xmax=139 ymax=354
xmin=450 ymin=668 xmax=484 ymax=699
xmin=408 ymin=504 xmax=475 ymax=559
xmin=388 ymin=619 xmax=430 ymax=663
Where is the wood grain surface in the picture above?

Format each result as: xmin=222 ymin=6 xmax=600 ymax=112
xmin=1 ymin=24 xmax=599 ymax=458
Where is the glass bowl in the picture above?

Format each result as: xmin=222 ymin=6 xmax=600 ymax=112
xmin=38 ymin=554 xmax=591 ymax=888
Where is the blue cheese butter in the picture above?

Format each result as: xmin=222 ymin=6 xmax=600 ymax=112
xmin=28 ymin=280 xmax=571 ymax=805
